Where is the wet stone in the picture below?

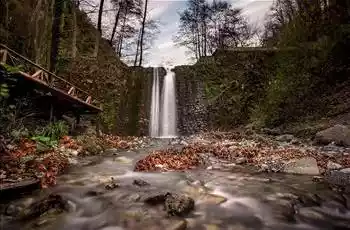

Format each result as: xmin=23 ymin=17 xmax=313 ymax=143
xmin=86 ymin=190 xmax=104 ymax=196
xmin=312 ymin=176 xmax=323 ymax=183
xmin=5 ymin=204 xmax=22 ymax=216
xmin=133 ymin=179 xmax=150 ymax=187
xmin=144 ymin=192 xmax=169 ymax=205
xmin=105 ymin=178 xmax=120 ymax=190
xmin=165 ymin=193 xmax=195 ymax=217
xmin=200 ymin=194 xmax=227 ymax=205
xmin=20 ymin=194 xmax=68 ymax=220
xmin=271 ymin=199 xmax=296 ymax=222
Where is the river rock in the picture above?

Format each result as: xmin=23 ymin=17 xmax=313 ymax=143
xmin=315 ymin=125 xmax=350 ymax=146
xmin=105 ymin=178 xmax=119 ymax=190
xmin=200 ymin=194 xmax=227 ymax=205
xmin=283 ymin=157 xmax=320 ymax=175
xmin=325 ymin=168 xmax=350 ymax=188
xmin=326 ymin=161 xmax=342 ymax=170
xmin=133 ymin=179 xmax=150 ymax=186
xmin=19 ymin=194 xmax=68 ymax=220
xmin=144 ymin=192 xmax=169 ymax=205
xmin=165 ymin=193 xmax=195 ymax=216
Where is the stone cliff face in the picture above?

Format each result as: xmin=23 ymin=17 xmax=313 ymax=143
xmin=173 ymin=66 xmax=208 ymax=135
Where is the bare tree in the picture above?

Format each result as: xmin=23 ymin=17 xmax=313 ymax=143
xmin=50 ymin=0 xmax=65 ymax=72
xmin=138 ymin=0 xmax=148 ymax=66
xmin=93 ymin=0 xmax=105 ymax=57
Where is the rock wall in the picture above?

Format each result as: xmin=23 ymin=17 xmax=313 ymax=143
xmin=173 ymin=66 xmax=208 ymax=135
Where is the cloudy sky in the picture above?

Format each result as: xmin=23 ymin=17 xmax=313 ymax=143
xmin=146 ymin=0 xmax=274 ymax=67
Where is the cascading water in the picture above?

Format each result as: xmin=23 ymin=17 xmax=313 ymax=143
xmin=161 ymin=70 xmax=177 ymax=137
xmin=149 ymin=67 xmax=177 ymax=138
xmin=149 ymin=67 xmax=161 ymax=137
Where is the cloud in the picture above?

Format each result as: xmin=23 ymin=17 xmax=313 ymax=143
xmin=147 ymin=0 xmax=273 ymax=67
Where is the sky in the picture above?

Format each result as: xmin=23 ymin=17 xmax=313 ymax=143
xmin=146 ymin=0 xmax=274 ymax=67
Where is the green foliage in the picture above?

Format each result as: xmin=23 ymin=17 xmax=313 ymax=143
xmin=42 ymin=121 xmax=69 ymax=141
xmin=0 ymin=83 xmax=9 ymax=98
xmin=32 ymin=121 xmax=69 ymax=147
xmin=31 ymin=135 xmax=58 ymax=148
xmin=1 ymin=64 xmax=24 ymax=73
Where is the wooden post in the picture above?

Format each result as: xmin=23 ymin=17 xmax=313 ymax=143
xmin=1 ymin=50 xmax=8 ymax=63
xmin=49 ymin=103 xmax=54 ymax=123
xmin=76 ymin=114 xmax=80 ymax=125
xmin=96 ymin=115 xmax=101 ymax=137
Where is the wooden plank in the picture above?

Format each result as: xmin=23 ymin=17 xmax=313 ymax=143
xmin=68 ymin=87 xmax=75 ymax=95
xmin=31 ymin=70 xmax=43 ymax=78
xmin=85 ymin=96 xmax=92 ymax=104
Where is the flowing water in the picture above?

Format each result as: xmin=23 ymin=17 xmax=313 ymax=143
xmin=161 ymin=70 xmax=177 ymax=137
xmin=2 ymin=139 xmax=350 ymax=230
xmin=149 ymin=68 xmax=177 ymax=138
xmin=149 ymin=68 xmax=161 ymax=137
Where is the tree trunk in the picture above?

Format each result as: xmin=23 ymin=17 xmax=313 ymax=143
xmin=3 ymin=0 xmax=9 ymax=43
xmin=50 ymin=0 xmax=64 ymax=73
xmin=134 ymin=28 xmax=141 ymax=66
xmin=138 ymin=0 xmax=149 ymax=66
xmin=196 ymin=24 xmax=201 ymax=57
xmin=97 ymin=0 xmax=105 ymax=33
xmin=71 ymin=0 xmax=77 ymax=58
xmin=60 ymin=0 xmax=67 ymax=33
xmin=109 ymin=5 xmax=122 ymax=45
xmin=94 ymin=0 xmax=105 ymax=57
xmin=45 ymin=0 xmax=54 ymax=69
xmin=117 ymin=10 xmax=128 ymax=56
xmin=33 ymin=0 xmax=43 ymax=64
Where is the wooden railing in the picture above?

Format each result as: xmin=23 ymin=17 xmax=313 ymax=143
xmin=0 ymin=44 xmax=99 ymax=109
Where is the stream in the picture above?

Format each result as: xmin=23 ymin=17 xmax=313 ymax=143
xmin=2 ymin=138 xmax=350 ymax=230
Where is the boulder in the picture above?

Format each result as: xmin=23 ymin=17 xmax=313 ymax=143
xmin=315 ymin=125 xmax=350 ymax=146
xmin=325 ymin=168 xmax=350 ymax=188
xmin=164 ymin=193 xmax=195 ymax=216
xmin=283 ymin=157 xmax=320 ymax=175
xmin=19 ymin=194 xmax=68 ymax=220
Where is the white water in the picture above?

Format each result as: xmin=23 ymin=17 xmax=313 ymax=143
xmin=149 ymin=67 xmax=177 ymax=138
xmin=149 ymin=67 xmax=161 ymax=137
xmin=161 ymin=70 xmax=177 ymax=137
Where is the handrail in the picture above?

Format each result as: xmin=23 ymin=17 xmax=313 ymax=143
xmin=0 ymin=43 xmax=101 ymax=110
xmin=0 ymin=43 xmax=91 ymax=97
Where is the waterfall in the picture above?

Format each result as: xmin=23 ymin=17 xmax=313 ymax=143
xmin=161 ymin=70 xmax=177 ymax=137
xmin=149 ymin=67 xmax=161 ymax=137
xmin=149 ymin=67 xmax=177 ymax=138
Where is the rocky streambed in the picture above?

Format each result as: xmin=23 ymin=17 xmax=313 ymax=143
xmin=1 ymin=133 xmax=350 ymax=230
